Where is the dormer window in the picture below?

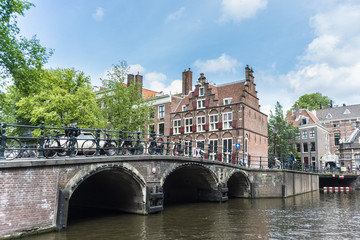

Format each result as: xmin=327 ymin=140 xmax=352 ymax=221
xmin=344 ymin=109 xmax=351 ymax=114
xmin=199 ymin=87 xmax=204 ymax=96
xmin=182 ymin=105 xmax=187 ymax=111
xmin=301 ymin=117 xmax=309 ymax=125
xmin=326 ymin=113 xmax=332 ymax=119
xmin=223 ymin=98 xmax=232 ymax=105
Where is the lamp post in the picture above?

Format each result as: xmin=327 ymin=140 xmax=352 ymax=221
xmin=273 ymin=127 xmax=278 ymax=167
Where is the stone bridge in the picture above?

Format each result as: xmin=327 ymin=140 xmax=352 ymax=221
xmin=0 ymin=155 xmax=318 ymax=239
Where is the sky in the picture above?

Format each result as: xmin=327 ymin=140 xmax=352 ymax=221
xmin=16 ymin=0 xmax=360 ymax=116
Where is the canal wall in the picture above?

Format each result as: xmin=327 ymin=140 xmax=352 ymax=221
xmin=249 ymin=170 xmax=319 ymax=198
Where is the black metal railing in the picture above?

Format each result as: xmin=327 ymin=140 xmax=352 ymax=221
xmin=0 ymin=122 xmax=319 ymax=172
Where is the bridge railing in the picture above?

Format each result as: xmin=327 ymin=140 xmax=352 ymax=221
xmin=0 ymin=122 xmax=316 ymax=172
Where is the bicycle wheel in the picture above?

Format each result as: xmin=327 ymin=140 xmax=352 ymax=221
xmin=66 ymin=140 xmax=78 ymax=157
xmin=44 ymin=139 xmax=59 ymax=159
xmin=82 ymin=139 xmax=96 ymax=157
xmin=104 ymin=141 xmax=117 ymax=156
xmin=4 ymin=138 xmax=21 ymax=160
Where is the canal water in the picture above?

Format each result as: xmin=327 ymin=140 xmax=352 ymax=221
xmin=24 ymin=191 xmax=360 ymax=240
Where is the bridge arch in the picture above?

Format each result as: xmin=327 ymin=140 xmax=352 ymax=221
xmin=160 ymin=163 xmax=223 ymax=204
xmin=225 ymin=169 xmax=252 ymax=198
xmin=57 ymin=163 xmax=146 ymax=228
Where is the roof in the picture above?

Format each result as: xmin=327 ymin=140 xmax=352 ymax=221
xmin=315 ymin=104 xmax=360 ymax=121
xmin=142 ymin=88 xmax=159 ymax=100
xmin=285 ymin=109 xmax=319 ymax=127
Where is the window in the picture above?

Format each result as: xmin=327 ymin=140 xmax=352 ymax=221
xmin=197 ymin=116 xmax=206 ymax=132
xmin=158 ymin=123 xmax=164 ymax=135
xmin=223 ymin=138 xmax=233 ymax=163
xmin=311 ymin=142 xmax=316 ymax=151
xmin=344 ymin=109 xmax=351 ymax=114
xmin=173 ymin=119 xmax=181 ymax=135
xmin=309 ymin=130 xmax=315 ymax=138
xmin=334 ymin=124 xmax=340 ymax=128
xmin=184 ymin=141 xmax=191 ymax=157
xmin=185 ymin=118 xmax=193 ymax=133
xmin=296 ymin=143 xmax=301 ymax=153
xmin=303 ymin=143 xmax=308 ymax=152
xmin=199 ymin=87 xmax=204 ymax=96
xmin=197 ymin=100 xmax=205 ymax=109
xmin=223 ymin=112 xmax=232 ymax=129
xmin=223 ymin=98 xmax=232 ymax=105
xmin=150 ymin=107 xmax=155 ymax=119
xmin=296 ymin=132 xmax=300 ymax=140
xmin=209 ymin=139 xmax=218 ymax=160
xmin=301 ymin=117 xmax=308 ymax=125
xmin=326 ymin=113 xmax=332 ymax=119
xmin=302 ymin=131 xmax=308 ymax=139
xmin=182 ymin=105 xmax=187 ymax=111
xmin=158 ymin=105 xmax=165 ymax=118
xmin=197 ymin=140 xmax=205 ymax=150
xmin=209 ymin=114 xmax=218 ymax=131
xmin=334 ymin=132 xmax=341 ymax=145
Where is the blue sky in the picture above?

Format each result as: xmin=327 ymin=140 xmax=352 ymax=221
xmin=17 ymin=0 xmax=360 ymax=115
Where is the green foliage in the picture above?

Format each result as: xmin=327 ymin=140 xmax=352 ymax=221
xmin=268 ymin=101 xmax=298 ymax=160
xmin=0 ymin=0 xmax=52 ymax=95
xmin=290 ymin=92 xmax=331 ymax=112
xmin=16 ymin=68 xmax=105 ymax=128
xmin=100 ymin=61 xmax=152 ymax=132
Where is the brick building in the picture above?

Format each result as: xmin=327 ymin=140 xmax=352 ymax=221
xmin=286 ymin=107 xmax=330 ymax=170
xmin=150 ymin=66 xmax=268 ymax=163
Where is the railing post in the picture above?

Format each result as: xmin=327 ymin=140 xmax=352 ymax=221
xmin=136 ymin=132 xmax=141 ymax=155
xmin=38 ymin=122 xmax=45 ymax=158
xmin=214 ymin=143 xmax=218 ymax=161
xmin=0 ymin=123 xmax=6 ymax=160
xmin=118 ymin=130 xmax=123 ymax=155
xmin=96 ymin=129 xmax=101 ymax=156
xmin=178 ymin=137 xmax=182 ymax=156
xmin=260 ymin=156 xmax=262 ymax=169
xmin=166 ymin=136 xmax=170 ymax=155
xmin=208 ymin=143 xmax=212 ymax=160
xmin=69 ymin=125 xmax=76 ymax=157
xmin=236 ymin=151 xmax=239 ymax=165
xmin=189 ymin=139 xmax=192 ymax=157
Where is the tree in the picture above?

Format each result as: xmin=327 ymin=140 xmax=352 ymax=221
xmin=268 ymin=101 xmax=298 ymax=160
xmin=0 ymin=0 xmax=52 ymax=96
xmin=290 ymin=92 xmax=331 ymax=112
xmin=99 ymin=61 xmax=153 ymax=132
xmin=16 ymin=68 xmax=105 ymax=128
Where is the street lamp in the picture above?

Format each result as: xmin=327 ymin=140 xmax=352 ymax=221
xmin=273 ymin=127 xmax=278 ymax=167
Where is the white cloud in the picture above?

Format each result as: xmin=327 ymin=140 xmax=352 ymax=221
xmin=285 ymin=3 xmax=360 ymax=106
xmin=167 ymin=7 xmax=185 ymax=21
xmin=193 ymin=53 xmax=241 ymax=73
xmin=219 ymin=0 xmax=267 ymax=23
xmin=144 ymin=72 xmax=182 ymax=94
xmin=92 ymin=7 xmax=104 ymax=21
xmin=128 ymin=64 xmax=145 ymax=75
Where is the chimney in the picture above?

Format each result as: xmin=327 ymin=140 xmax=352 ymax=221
xmin=245 ymin=65 xmax=254 ymax=83
xmin=127 ymin=73 xmax=143 ymax=97
xmin=296 ymin=104 xmax=300 ymax=119
xmin=182 ymin=68 xmax=192 ymax=95
xmin=320 ymin=102 xmax=322 ymax=109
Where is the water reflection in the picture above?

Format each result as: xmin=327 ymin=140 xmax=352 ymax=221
xmin=24 ymin=191 xmax=360 ymax=240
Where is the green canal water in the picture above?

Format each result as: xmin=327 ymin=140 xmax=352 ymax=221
xmin=24 ymin=190 xmax=360 ymax=240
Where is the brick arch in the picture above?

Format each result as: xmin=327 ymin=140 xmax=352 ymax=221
xmin=185 ymin=112 xmax=193 ymax=118
xmin=222 ymin=132 xmax=232 ymax=138
xmin=209 ymin=109 xmax=218 ymax=114
xmin=197 ymin=111 xmax=205 ymax=116
xmin=225 ymin=169 xmax=251 ymax=198
xmin=196 ymin=134 xmax=205 ymax=140
xmin=223 ymin=107 xmax=232 ymax=113
xmin=160 ymin=162 xmax=219 ymax=187
xmin=173 ymin=114 xmax=181 ymax=119
xmin=209 ymin=133 xmax=218 ymax=139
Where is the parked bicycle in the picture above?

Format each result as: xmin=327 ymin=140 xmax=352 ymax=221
xmin=1 ymin=137 xmax=22 ymax=160
xmin=148 ymin=138 xmax=164 ymax=155
xmin=43 ymin=130 xmax=79 ymax=158
xmin=81 ymin=131 xmax=117 ymax=157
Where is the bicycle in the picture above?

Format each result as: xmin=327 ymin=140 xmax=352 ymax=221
xmin=43 ymin=130 xmax=79 ymax=158
xmin=148 ymin=138 xmax=164 ymax=155
xmin=81 ymin=132 xmax=117 ymax=157
xmin=1 ymin=137 xmax=22 ymax=160
xmin=19 ymin=143 xmax=38 ymax=159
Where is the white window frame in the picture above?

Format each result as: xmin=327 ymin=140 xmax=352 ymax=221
xmin=182 ymin=105 xmax=187 ymax=111
xmin=223 ymin=112 xmax=233 ymax=129
xmin=209 ymin=114 xmax=218 ymax=131
xmin=223 ymin=97 xmax=232 ymax=105
xmin=199 ymin=87 xmax=204 ymax=96
xmin=302 ymin=131 xmax=308 ymax=139
xmin=158 ymin=105 xmax=165 ymax=118
xmin=173 ymin=119 xmax=181 ymax=135
xmin=197 ymin=116 xmax=206 ymax=132
xmin=223 ymin=138 xmax=233 ymax=163
xmin=185 ymin=117 xmax=193 ymax=133
xmin=209 ymin=139 xmax=218 ymax=160
xmin=158 ymin=122 xmax=165 ymax=135
xmin=197 ymin=99 xmax=205 ymax=109
xmin=309 ymin=130 xmax=315 ymax=138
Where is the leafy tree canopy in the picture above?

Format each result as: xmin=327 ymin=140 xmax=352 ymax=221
xmin=16 ymin=68 xmax=105 ymax=128
xmin=268 ymin=101 xmax=298 ymax=160
xmin=290 ymin=92 xmax=331 ymax=112
xmin=100 ymin=61 xmax=153 ymax=132
xmin=0 ymin=0 xmax=52 ymax=96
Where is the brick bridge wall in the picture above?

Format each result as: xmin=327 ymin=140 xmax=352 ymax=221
xmin=0 ymin=156 xmax=318 ymax=239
